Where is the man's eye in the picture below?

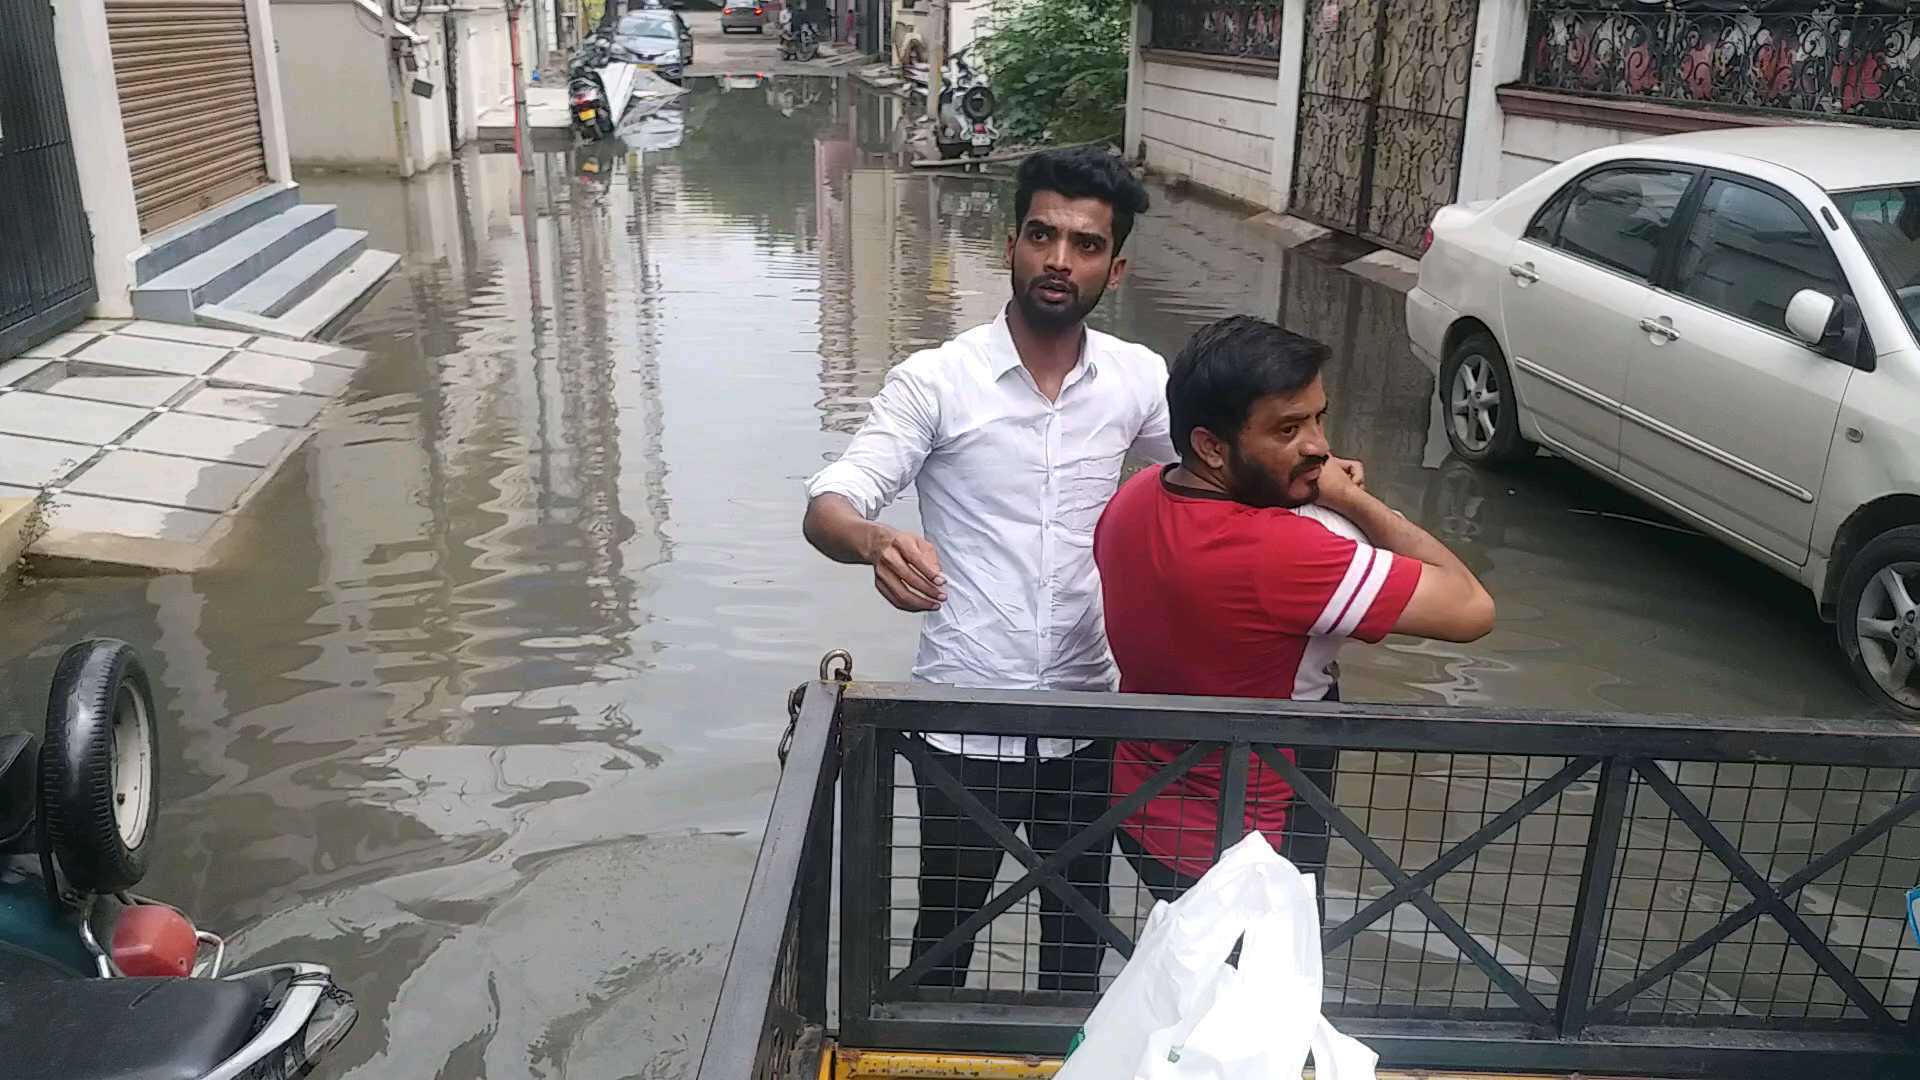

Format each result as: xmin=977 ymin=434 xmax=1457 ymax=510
xmin=1280 ymin=426 xmax=1300 ymax=439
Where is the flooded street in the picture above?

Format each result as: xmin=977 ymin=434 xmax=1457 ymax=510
xmin=0 ymin=76 xmax=1878 ymax=1076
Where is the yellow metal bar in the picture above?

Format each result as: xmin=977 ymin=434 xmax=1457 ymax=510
xmin=830 ymin=1045 xmax=1620 ymax=1080
xmin=834 ymin=1047 xmax=1060 ymax=1079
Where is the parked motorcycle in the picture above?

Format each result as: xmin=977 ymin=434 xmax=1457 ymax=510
xmin=1 ymin=639 xmax=356 ymax=1080
xmin=932 ymin=48 xmax=995 ymax=160
xmin=568 ymin=30 xmax=643 ymax=140
xmin=778 ymin=7 xmax=820 ymax=62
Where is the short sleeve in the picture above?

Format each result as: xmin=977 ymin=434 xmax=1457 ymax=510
xmin=1255 ymin=516 xmax=1422 ymax=644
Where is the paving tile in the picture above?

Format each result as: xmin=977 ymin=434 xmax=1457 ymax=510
xmin=22 ymin=331 xmax=98 ymax=358
xmin=125 ymin=411 xmax=292 ymax=467
xmin=76 ymin=319 xmax=130 ymax=333
xmin=118 ymin=321 xmax=253 ymax=349
xmin=0 ymin=433 xmax=94 ymax=488
xmin=0 ymin=391 xmax=149 ymax=444
xmin=43 ymin=492 xmax=221 ymax=543
xmin=211 ymin=351 xmax=351 ymax=396
xmin=65 ymin=450 xmax=260 ymax=512
xmin=0 ymin=357 xmax=56 ymax=387
xmin=247 ymin=337 xmax=366 ymax=369
xmin=42 ymin=373 xmax=194 ymax=408
xmin=175 ymin=386 xmax=326 ymax=429
xmin=74 ymin=334 xmax=231 ymax=377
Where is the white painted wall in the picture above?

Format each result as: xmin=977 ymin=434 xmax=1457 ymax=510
xmin=1498 ymin=112 xmax=1653 ymax=193
xmin=51 ymin=0 xmax=143 ymax=315
xmin=274 ymin=0 xmax=480 ymax=172
xmin=1458 ymin=0 xmax=1528 ymax=202
xmin=1138 ymin=57 xmax=1280 ymax=210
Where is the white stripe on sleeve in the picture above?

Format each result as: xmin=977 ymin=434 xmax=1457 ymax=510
xmin=1332 ymin=547 xmax=1393 ymax=639
xmin=1310 ymin=545 xmax=1373 ymax=636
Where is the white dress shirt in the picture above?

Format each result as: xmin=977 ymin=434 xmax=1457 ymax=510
xmin=807 ymin=308 xmax=1177 ymax=759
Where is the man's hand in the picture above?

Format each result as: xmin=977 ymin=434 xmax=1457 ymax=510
xmin=866 ymin=527 xmax=946 ymax=612
xmin=1331 ymin=456 xmax=1365 ymax=490
xmin=1315 ymin=455 xmax=1369 ymax=515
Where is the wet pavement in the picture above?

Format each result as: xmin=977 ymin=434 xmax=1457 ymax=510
xmin=0 ymin=76 xmax=1879 ymax=1077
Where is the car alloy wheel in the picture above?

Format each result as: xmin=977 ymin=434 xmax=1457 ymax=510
xmin=1853 ymin=559 xmax=1920 ymax=710
xmin=1449 ymin=352 xmax=1503 ymax=454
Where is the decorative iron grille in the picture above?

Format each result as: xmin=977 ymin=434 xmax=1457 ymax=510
xmin=1146 ymin=0 xmax=1284 ymax=59
xmin=1523 ymin=0 xmax=1920 ymax=124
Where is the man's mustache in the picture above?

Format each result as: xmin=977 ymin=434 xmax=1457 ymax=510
xmin=1292 ymin=455 xmax=1329 ymax=480
xmin=1029 ymin=275 xmax=1076 ymax=297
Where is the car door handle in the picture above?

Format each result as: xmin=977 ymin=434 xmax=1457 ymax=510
xmin=1638 ymin=317 xmax=1680 ymax=341
xmin=1507 ymin=263 xmax=1539 ymax=285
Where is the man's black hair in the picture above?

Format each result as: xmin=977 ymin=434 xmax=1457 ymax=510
xmin=1012 ymin=147 xmax=1151 ymax=253
xmin=1167 ymin=315 xmax=1330 ymax=460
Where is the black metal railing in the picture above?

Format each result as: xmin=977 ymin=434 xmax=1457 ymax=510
xmin=1521 ymin=0 xmax=1920 ymax=125
xmin=1146 ymin=0 xmax=1283 ymax=59
xmin=0 ymin=0 xmax=98 ymax=358
xmin=694 ymin=682 xmax=840 ymax=1080
xmin=830 ymin=682 xmax=1920 ymax=1077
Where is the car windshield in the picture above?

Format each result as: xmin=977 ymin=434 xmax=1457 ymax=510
xmin=617 ymin=13 xmax=676 ymax=40
xmin=1833 ymin=185 xmax=1920 ymax=340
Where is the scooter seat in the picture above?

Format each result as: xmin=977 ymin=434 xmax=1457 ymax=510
xmin=0 ymin=974 xmax=269 ymax=1080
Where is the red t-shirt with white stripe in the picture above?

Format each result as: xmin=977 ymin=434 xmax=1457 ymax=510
xmin=1093 ymin=465 xmax=1422 ymax=879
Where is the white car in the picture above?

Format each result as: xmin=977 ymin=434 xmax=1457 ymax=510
xmin=1407 ymin=127 xmax=1920 ymax=715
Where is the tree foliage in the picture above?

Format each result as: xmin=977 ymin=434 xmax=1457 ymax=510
xmin=976 ymin=0 xmax=1131 ymax=146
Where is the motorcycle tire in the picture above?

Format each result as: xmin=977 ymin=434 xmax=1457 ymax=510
xmin=39 ymin=640 xmax=159 ymax=894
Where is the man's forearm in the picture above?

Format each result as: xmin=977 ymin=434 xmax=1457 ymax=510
xmin=1336 ymin=489 xmax=1474 ymax=577
xmin=803 ymin=493 xmax=888 ymax=565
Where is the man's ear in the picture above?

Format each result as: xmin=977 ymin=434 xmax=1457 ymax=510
xmin=1106 ymin=254 xmax=1129 ymax=289
xmin=1189 ymin=426 xmax=1228 ymax=471
xmin=1005 ymin=229 xmax=1016 ymax=267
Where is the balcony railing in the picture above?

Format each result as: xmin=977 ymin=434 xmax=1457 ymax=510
xmin=1145 ymin=0 xmax=1283 ymax=59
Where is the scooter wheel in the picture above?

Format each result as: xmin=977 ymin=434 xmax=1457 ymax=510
xmin=39 ymin=640 xmax=159 ymax=894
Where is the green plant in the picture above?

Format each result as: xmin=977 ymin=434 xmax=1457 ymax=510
xmin=976 ymin=0 xmax=1132 ymax=146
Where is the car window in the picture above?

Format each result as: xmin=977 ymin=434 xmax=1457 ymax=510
xmin=1525 ymin=185 xmax=1573 ymax=243
xmin=619 ymin=13 xmax=675 ymax=35
xmin=1674 ymin=178 xmax=1843 ymax=337
xmin=1834 ymin=185 xmax=1920 ymax=342
xmin=1551 ymin=167 xmax=1693 ymax=281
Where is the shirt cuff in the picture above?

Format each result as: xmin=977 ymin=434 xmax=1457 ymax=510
xmin=805 ymin=466 xmax=880 ymax=520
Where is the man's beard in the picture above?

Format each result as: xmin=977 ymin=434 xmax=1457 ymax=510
xmin=1225 ymin=442 xmax=1327 ymax=509
xmin=1011 ymin=269 xmax=1104 ymax=332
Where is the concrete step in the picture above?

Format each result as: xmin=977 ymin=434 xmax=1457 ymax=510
xmin=219 ymin=229 xmax=369 ymax=318
xmin=197 ymin=249 xmax=400 ymax=341
xmin=134 ymin=183 xmax=301 ymax=284
xmin=132 ymin=204 xmax=338 ymax=323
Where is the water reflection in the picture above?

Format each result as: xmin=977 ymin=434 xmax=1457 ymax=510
xmin=0 ymin=75 xmax=1873 ymax=1077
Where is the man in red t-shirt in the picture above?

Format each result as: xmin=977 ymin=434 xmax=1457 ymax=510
xmin=1094 ymin=315 xmax=1495 ymax=900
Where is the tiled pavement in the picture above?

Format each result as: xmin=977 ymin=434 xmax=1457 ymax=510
xmin=0 ymin=320 xmax=368 ymax=571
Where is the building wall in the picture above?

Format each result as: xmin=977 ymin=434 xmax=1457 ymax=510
xmin=273 ymin=0 xmax=502 ymax=173
xmin=1497 ymin=112 xmax=1651 ymax=193
xmin=52 ymin=0 xmax=298 ymax=314
xmin=1137 ymin=56 xmax=1279 ymax=210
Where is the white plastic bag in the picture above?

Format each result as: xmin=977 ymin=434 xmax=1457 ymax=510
xmin=1057 ymin=833 xmax=1378 ymax=1080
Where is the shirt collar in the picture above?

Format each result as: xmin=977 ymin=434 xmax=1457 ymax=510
xmin=989 ymin=306 xmax=1098 ymax=385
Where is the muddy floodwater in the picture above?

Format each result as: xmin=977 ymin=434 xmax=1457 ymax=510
xmin=0 ymin=78 xmax=1879 ymax=1076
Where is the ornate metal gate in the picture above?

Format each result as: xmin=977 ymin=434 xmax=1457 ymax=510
xmin=0 ymin=0 xmax=96 ymax=359
xmin=1292 ymin=0 xmax=1478 ymax=253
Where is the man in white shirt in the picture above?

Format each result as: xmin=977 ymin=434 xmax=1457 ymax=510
xmin=803 ymin=148 xmax=1173 ymax=991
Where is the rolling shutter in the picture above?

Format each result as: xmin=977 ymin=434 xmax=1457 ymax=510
xmin=106 ymin=0 xmax=270 ymax=234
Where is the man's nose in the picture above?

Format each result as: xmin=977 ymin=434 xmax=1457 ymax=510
xmin=1043 ymin=239 xmax=1073 ymax=271
xmin=1302 ymin=424 xmax=1330 ymax=459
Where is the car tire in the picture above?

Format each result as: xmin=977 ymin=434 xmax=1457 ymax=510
xmin=755 ymin=25 xmax=764 ymax=33
xmin=39 ymin=640 xmax=159 ymax=894
xmin=1836 ymin=525 xmax=1920 ymax=717
xmin=1439 ymin=331 xmax=1532 ymax=466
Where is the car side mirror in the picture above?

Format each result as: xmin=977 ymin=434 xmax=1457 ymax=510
xmin=1785 ymin=289 xmax=1836 ymax=346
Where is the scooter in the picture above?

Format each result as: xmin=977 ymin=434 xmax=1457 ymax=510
xmin=569 ymin=33 xmax=619 ymax=139
xmin=1 ymin=640 xmax=356 ymax=1080
xmin=778 ymin=7 xmax=820 ymax=62
xmin=932 ymin=48 xmax=996 ymax=160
